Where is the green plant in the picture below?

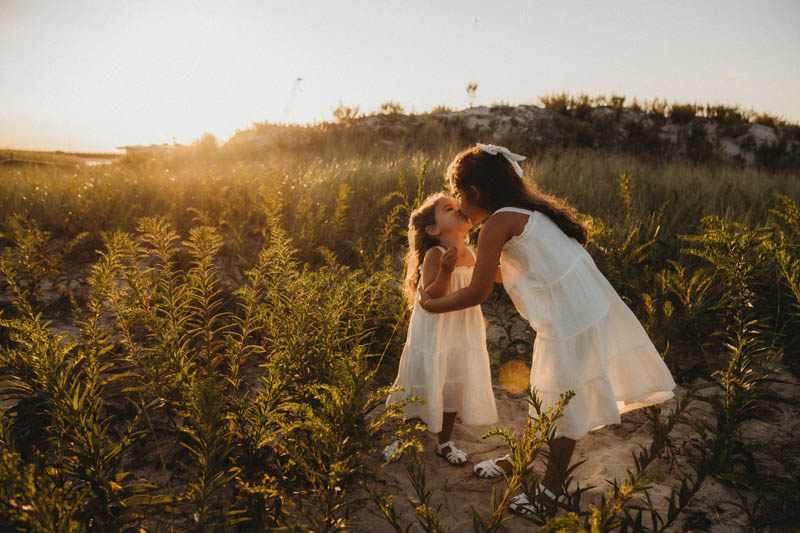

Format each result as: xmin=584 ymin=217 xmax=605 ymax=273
xmin=380 ymin=101 xmax=405 ymax=115
xmin=466 ymin=83 xmax=478 ymax=108
xmin=332 ymin=102 xmax=362 ymax=124
xmin=540 ymin=93 xmax=570 ymax=115
xmin=178 ymin=377 xmax=247 ymax=531
xmin=686 ymin=122 xmax=715 ymax=163
xmin=0 ymin=446 xmax=82 ymax=532
xmin=471 ymin=389 xmax=575 ymax=531
xmin=372 ymin=442 xmax=449 ymax=533
xmin=587 ymin=170 xmax=664 ymax=311
xmin=764 ymin=194 xmax=800 ymax=363
xmin=0 ymin=268 xmax=159 ymax=530
xmin=669 ymin=103 xmax=697 ymax=125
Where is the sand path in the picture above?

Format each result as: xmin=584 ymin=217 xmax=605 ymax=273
xmin=353 ymin=372 xmax=799 ymax=532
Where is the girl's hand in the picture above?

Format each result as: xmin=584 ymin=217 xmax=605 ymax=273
xmin=440 ymin=247 xmax=458 ymax=272
xmin=418 ymin=289 xmax=432 ymax=310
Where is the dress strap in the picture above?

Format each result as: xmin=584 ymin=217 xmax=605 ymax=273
xmin=418 ymin=246 xmax=448 ymax=273
xmin=494 ymin=207 xmax=536 ymax=216
xmin=466 ymin=246 xmax=477 ymax=260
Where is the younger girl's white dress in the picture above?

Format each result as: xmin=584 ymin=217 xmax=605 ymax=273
xmin=496 ymin=207 xmax=676 ymax=440
xmin=386 ymin=246 xmax=498 ymax=433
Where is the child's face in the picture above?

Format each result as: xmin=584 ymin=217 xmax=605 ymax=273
xmin=451 ymin=184 xmax=488 ymax=224
xmin=431 ymin=197 xmax=471 ymax=236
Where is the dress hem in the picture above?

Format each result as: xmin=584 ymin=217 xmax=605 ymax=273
xmin=531 ymin=341 xmax=669 ymax=394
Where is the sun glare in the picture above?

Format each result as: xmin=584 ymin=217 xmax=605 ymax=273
xmin=498 ymin=360 xmax=531 ymax=394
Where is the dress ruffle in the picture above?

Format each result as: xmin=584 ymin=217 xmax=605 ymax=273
xmin=387 ymin=347 xmax=498 ymax=432
xmin=386 ymin=259 xmax=498 ymax=434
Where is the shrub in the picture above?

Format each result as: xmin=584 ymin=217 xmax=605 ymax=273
xmin=669 ymin=103 xmax=697 ymax=125
xmin=332 ymin=102 xmax=362 ymax=124
xmin=540 ymin=93 xmax=570 ymax=116
xmin=379 ymin=101 xmax=404 ymax=115
xmin=686 ymin=122 xmax=715 ymax=163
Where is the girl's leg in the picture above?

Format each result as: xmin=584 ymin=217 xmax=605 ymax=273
xmin=436 ymin=412 xmax=468 ymax=465
xmin=541 ymin=436 xmax=576 ymax=495
xmin=438 ymin=411 xmax=457 ymax=447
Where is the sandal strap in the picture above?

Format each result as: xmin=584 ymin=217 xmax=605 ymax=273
xmin=437 ymin=441 xmax=467 ymax=462
xmin=536 ymin=483 xmax=566 ymax=503
xmin=474 ymin=454 xmax=511 ymax=477
xmin=510 ymin=493 xmax=537 ymax=515
xmin=446 ymin=447 xmax=466 ymax=461
xmin=510 ymin=485 xmax=566 ymax=516
xmin=475 ymin=453 xmax=510 ymax=464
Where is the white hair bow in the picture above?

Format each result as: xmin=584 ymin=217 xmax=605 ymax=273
xmin=476 ymin=143 xmax=526 ymax=177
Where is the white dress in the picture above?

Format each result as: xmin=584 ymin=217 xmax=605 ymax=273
xmin=496 ymin=207 xmax=676 ymax=440
xmin=386 ymin=246 xmax=498 ymax=434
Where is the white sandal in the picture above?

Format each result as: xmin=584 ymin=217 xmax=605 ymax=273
xmin=509 ymin=484 xmax=566 ymax=516
xmin=473 ymin=454 xmax=512 ymax=478
xmin=435 ymin=441 xmax=468 ymax=466
xmin=382 ymin=439 xmax=402 ymax=463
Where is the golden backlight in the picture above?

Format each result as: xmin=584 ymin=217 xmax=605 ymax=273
xmin=498 ymin=360 xmax=531 ymax=394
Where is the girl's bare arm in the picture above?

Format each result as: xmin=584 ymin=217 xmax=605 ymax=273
xmin=421 ymin=217 xmax=510 ymax=312
xmin=421 ymin=247 xmax=455 ymax=298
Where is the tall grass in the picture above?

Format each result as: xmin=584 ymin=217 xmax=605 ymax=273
xmin=0 ymin=213 xmax=409 ymax=530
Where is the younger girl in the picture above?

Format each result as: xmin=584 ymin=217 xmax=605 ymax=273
xmin=419 ymin=144 xmax=676 ymax=512
xmin=385 ymin=192 xmax=498 ymax=465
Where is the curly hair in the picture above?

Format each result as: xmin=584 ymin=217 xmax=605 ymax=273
xmin=403 ymin=192 xmax=450 ymax=310
xmin=446 ymin=145 xmax=588 ymax=245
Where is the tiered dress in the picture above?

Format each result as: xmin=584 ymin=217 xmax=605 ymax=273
xmin=496 ymin=207 xmax=676 ymax=440
xmin=386 ymin=246 xmax=498 ymax=433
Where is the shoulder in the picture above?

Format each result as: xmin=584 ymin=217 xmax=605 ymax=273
xmin=486 ymin=209 xmax=531 ymax=225
xmin=421 ymin=246 xmax=443 ymax=267
xmin=480 ymin=211 xmax=525 ymax=242
xmin=423 ymin=246 xmax=444 ymax=261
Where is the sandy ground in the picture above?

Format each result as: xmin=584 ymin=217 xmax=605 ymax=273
xmin=352 ymin=370 xmax=800 ymax=533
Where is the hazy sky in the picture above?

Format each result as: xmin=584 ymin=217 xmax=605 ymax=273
xmin=1 ymin=0 xmax=798 ymax=152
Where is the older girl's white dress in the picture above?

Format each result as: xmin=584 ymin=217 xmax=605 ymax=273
xmin=496 ymin=207 xmax=676 ymax=440
xmin=386 ymin=246 xmax=498 ymax=433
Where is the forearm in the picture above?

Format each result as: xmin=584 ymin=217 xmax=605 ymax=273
xmin=424 ymin=283 xmax=488 ymax=313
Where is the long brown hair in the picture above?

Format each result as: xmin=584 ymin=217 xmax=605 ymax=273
xmin=446 ymin=145 xmax=589 ymax=244
xmin=404 ymin=192 xmax=449 ymax=310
